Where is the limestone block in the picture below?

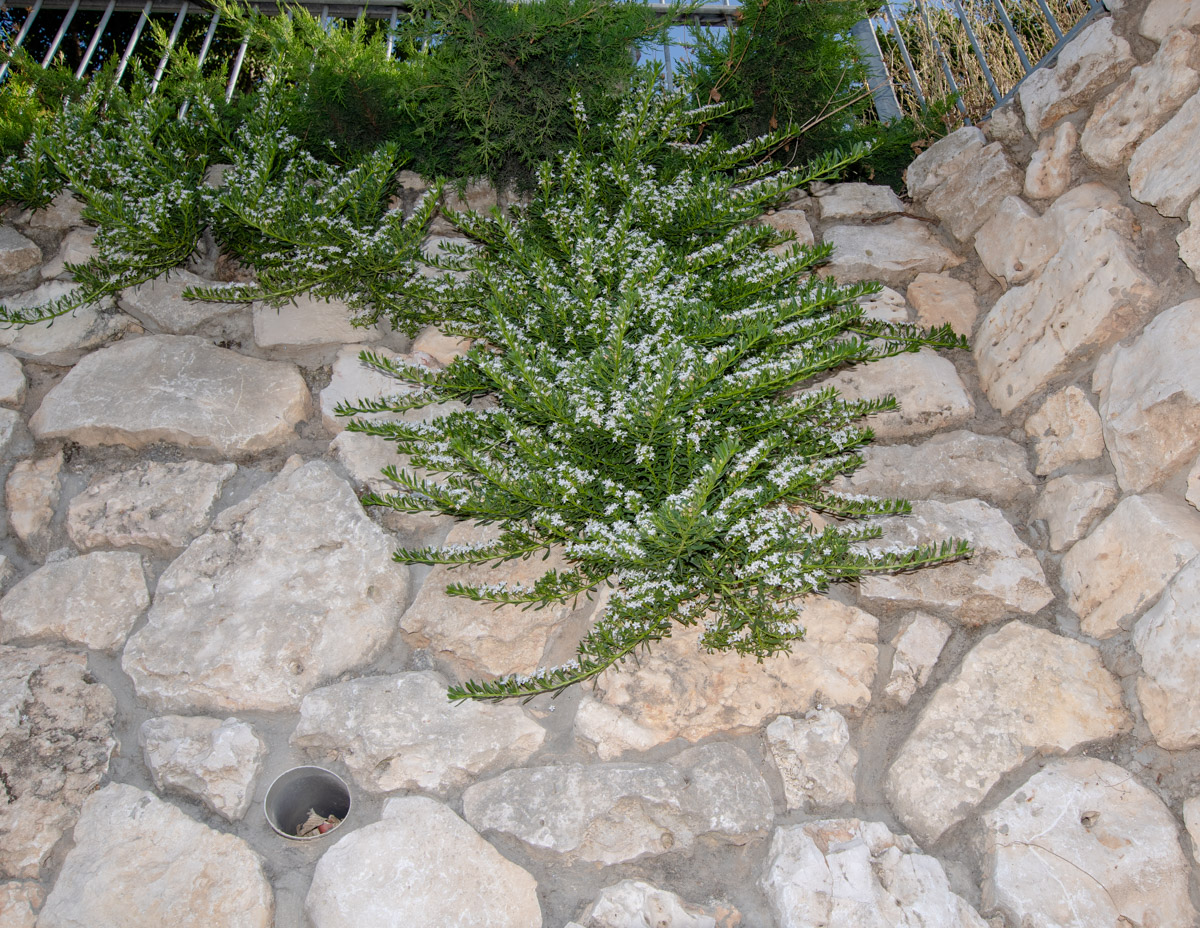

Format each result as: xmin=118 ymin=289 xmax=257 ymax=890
xmin=815 ymin=183 xmax=904 ymax=221
xmin=1130 ymin=93 xmax=1200 ymax=217
xmin=462 ymin=742 xmax=772 ymax=865
xmin=905 ymin=273 xmax=978 ymax=334
xmin=1061 ymin=493 xmax=1200 ymax=638
xmin=1032 ymin=474 xmax=1117 ymax=551
xmin=253 ymin=292 xmax=377 ymax=348
xmin=579 ymin=881 xmax=729 ymax=928
xmin=0 ymin=282 xmax=134 ymax=365
xmin=0 ymin=227 xmax=41 ymax=279
xmin=833 ymin=431 xmax=1036 ymax=507
xmin=1189 ymin=454 xmax=1200 ymax=509
xmin=0 ymin=408 xmax=30 ymax=467
xmin=973 ymin=196 xmax=1045 ymax=285
xmin=411 ymin=324 xmax=471 ymax=366
xmin=305 ymin=795 xmax=541 ymax=928
xmin=139 ymin=715 xmax=266 ymax=820
xmin=857 ymin=286 xmax=909 ymax=323
xmin=1141 ymin=0 xmax=1200 ymax=41
xmin=1082 ymin=30 xmax=1200 ymax=170
xmin=762 ymin=819 xmax=988 ymax=928
xmin=319 ymin=343 xmax=462 ymax=433
xmin=20 ymin=190 xmax=84 ymax=234
xmin=974 ymin=197 xmax=1159 ymax=414
xmin=905 ymin=127 xmax=986 ymax=200
xmin=291 ymin=670 xmax=545 ymax=794
xmin=982 ymin=758 xmax=1196 ymax=928
xmin=859 ymin=499 xmax=1053 ymax=624
xmin=31 ymin=335 xmax=310 ymax=456
xmin=118 ymin=269 xmax=244 ymax=336
xmin=0 ymin=352 xmax=25 ymax=407
xmin=885 ymin=623 xmax=1130 ymax=844
xmin=123 ymin=461 xmax=409 ymax=712
xmin=1097 ymin=299 xmax=1200 ymax=491
xmin=1133 ymin=557 xmax=1200 ymax=749
xmin=40 ymin=227 xmax=96 ymax=280
xmin=883 ymin=611 xmax=951 ymax=708
xmin=761 ymin=208 xmax=816 ymax=251
xmin=36 ymin=783 xmax=274 ymax=928
xmin=925 ymin=142 xmax=1022 ymax=242
xmin=0 ymin=645 xmax=116 ymax=879
xmin=824 ymin=349 xmax=973 ymax=441
xmin=1023 ymin=385 xmax=1105 ymax=474
xmin=67 ymin=460 xmax=236 ymax=555
xmin=0 ymin=551 xmax=147 ymax=651
xmin=0 ymin=882 xmax=40 ymax=928
xmin=1024 ymin=121 xmax=1076 ymax=200
xmin=821 ymin=220 xmax=963 ymax=286
xmin=1181 ymin=196 xmax=1200 ymax=283
xmin=1019 ymin=18 xmax=1136 ymax=134
xmin=1186 ymin=797 xmax=1200 ymax=865
xmin=766 ymin=709 xmax=857 ymax=811
xmin=5 ymin=451 xmax=61 ymax=552
xmin=575 ymin=598 xmax=878 ymax=758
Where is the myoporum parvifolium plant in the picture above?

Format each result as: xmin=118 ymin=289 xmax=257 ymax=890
xmin=340 ymin=79 xmax=970 ymax=701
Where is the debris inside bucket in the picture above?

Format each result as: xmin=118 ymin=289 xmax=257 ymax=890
xmin=297 ymin=809 xmax=341 ymax=837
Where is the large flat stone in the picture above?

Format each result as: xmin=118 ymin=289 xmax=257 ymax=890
xmin=118 ymin=269 xmax=245 ymax=336
xmin=36 ymin=783 xmax=274 ymax=928
xmin=925 ymin=142 xmax=1022 ymax=242
xmin=821 ymin=220 xmax=963 ymax=286
xmin=885 ymin=623 xmax=1129 ymax=844
xmin=859 ymin=499 xmax=1052 ymax=625
xmin=1141 ymin=0 xmax=1200 ymax=39
xmin=306 ymin=796 xmax=541 ymax=928
xmin=1019 ymin=17 xmax=1136 ymax=134
xmin=1133 ymin=557 xmax=1200 ymax=749
xmin=0 ymin=282 xmax=135 ymax=365
xmin=762 ymin=819 xmax=988 ymax=928
xmin=1130 ymin=91 xmax=1200 ymax=218
xmin=905 ymin=127 xmax=986 ymax=200
xmin=253 ymin=293 xmax=376 ymax=348
xmin=982 ymin=758 xmax=1196 ymax=928
xmin=462 ymin=743 xmax=772 ymax=865
xmin=1061 ymin=493 xmax=1200 ymax=638
xmin=31 ymin=335 xmax=310 ymax=456
xmin=1082 ymin=29 xmax=1200 ymax=170
xmin=0 ymin=645 xmax=116 ymax=879
xmin=319 ymin=343 xmax=462 ymax=433
xmin=815 ymin=183 xmax=903 ymax=221
xmin=291 ymin=670 xmax=545 ymax=795
xmin=123 ymin=460 xmax=409 ymax=712
xmin=1095 ymin=299 xmax=1200 ymax=492
xmin=905 ymin=273 xmax=979 ymax=334
xmin=575 ymin=598 xmax=878 ymax=758
xmin=0 ymin=227 xmax=41 ymax=279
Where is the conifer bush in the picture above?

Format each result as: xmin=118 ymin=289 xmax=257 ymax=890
xmin=341 ymin=80 xmax=969 ymax=701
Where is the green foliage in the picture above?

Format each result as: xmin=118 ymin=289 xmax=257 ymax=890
xmin=0 ymin=49 xmax=85 ymax=159
xmin=340 ymin=79 xmax=969 ymax=701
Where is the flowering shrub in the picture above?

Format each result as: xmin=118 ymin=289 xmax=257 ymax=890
xmin=341 ymin=81 xmax=969 ymax=700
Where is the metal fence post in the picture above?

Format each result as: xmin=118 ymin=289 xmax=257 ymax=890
xmin=851 ymin=19 xmax=902 ymax=123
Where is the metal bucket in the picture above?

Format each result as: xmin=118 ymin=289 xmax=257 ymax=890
xmin=263 ymin=766 xmax=351 ymax=840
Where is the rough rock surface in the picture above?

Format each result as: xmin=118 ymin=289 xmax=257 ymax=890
xmin=1132 ymin=557 xmax=1200 ymax=749
xmin=1060 ymin=493 xmax=1200 ymax=638
xmin=1082 ymin=29 xmax=1200 ymax=170
xmin=925 ymin=142 xmax=1022 ymax=242
xmin=1023 ymin=385 xmax=1105 ymax=474
xmin=885 ymin=623 xmax=1129 ymax=844
xmin=1141 ymin=0 xmax=1200 ymax=39
xmin=858 ymin=286 xmax=909 ymax=323
xmin=118 ymin=269 xmax=244 ymax=335
xmin=821 ymin=220 xmax=963 ymax=286
xmin=123 ymin=460 xmax=409 ymax=712
xmin=1018 ymin=17 xmax=1136 ymax=134
xmin=1190 ymin=453 xmax=1200 ymax=509
xmin=31 ymin=335 xmax=310 ymax=456
xmin=575 ymin=598 xmax=878 ymax=758
xmin=291 ymin=670 xmax=545 ymax=794
xmin=253 ymin=293 xmax=374 ymax=348
xmin=905 ymin=273 xmax=979 ymax=334
xmin=411 ymin=324 xmax=470 ymax=365
xmin=905 ymin=127 xmax=986 ymax=200
xmin=0 ymin=227 xmax=42 ymax=278
xmin=67 ymin=460 xmax=236 ymax=554
xmin=0 ymin=882 xmax=40 ymax=928
xmin=815 ymin=183 xmax=904 ymax=221
xmin=883 ymin=611 xmax=951 ymax=709
xmin=0 ymin=551 xmax=148 ymax=651
xmin=1182 ymin=196 xmax=1200 ymax=283
xmin=1094 ymin=299 xmax=1200 ymax=492
xmin=0 ymin=283 xmax=134 ymax=365
xmin=766 ymin=709 xmax=857 ymax=811
xmin=1024 ymin=121 xmax=1076 ymax=200
xmin=305 ymin=795 xmax=542 ymax=928
xmin=1129 ymin=90 xmax=1200 ymax=217
xmin=1032 ymin=474 xmax=1118 ymax=551
xmin=824 ymin=350 xmax=974 ymax=440
xmin=1186 ymin=798 xmax=1200 ymax=865
xmin=0 ymin=352 xmax=25 ymax=407
xmin=139 ymin=715 xmax=267 ymax=821
xmin=0 ymin=408 xmax=29 ymax=463
xmin=319 ymin=343 xmax=461 ymax=433
xmin=833 ymin=431 xmax=1035 ymax=507
xmin=40 ymin=228 xmax=96 ymax=280
xmin=761 ymin=209 xmax=816 ymax=251
xmin=859 ymin=499 xmax=1052 ymax=624
xmin=0 ymin=645 xmax=116 ymax=879
xmin=762 ymin=819 xmax=988 ymax=928
xmin=36 ymin=783 xmax=274 ymax=928
xmin=6 ymin=451 xmax=62 ymax=552
xmin=462 ymin=743 xmax=772 ymax=865
xmin=982 ymin=758 xmax=1196 ymax=928
xmin=576 ymin=881 xmax=729 ymax=928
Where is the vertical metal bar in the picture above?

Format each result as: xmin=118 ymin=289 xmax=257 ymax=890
xmin=41 ymin=0 xmax=81 ymax=68
xmin=0 ymin=0 xmax=43 ymax=82
xmin=226 ymin=35 xmax=249 ymax=102
xmin=115 ymin=0 xmax=151 ymax=83
xmin=914 ymin=0 xmax=968 ymax=116
xmin=320 ymin=5 xmax=330 ymax=30
xmin=950 ymin=0 xmax=1001 ymax=102
xmin=853 ymin=18 xmax=905 ymax=120
xmin=151 ymin=2 xmax=189 ymax=95
xmin=663 ymin=35 xmax=672 ymax=91
xmin=878 ymin=6 xmax=924 ymax=114
xmin=385 ymin=7 xmax=398 ymax=59
xmin=989 ymin=0 xmax=1032 ymax=72
xmin=76 ymin=0 xmax=116 ymax=79
xmin=179 ymin=10 xmax=219 ymax=118
xmin=1033 ymin=0 xmax=1064 ymax=40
